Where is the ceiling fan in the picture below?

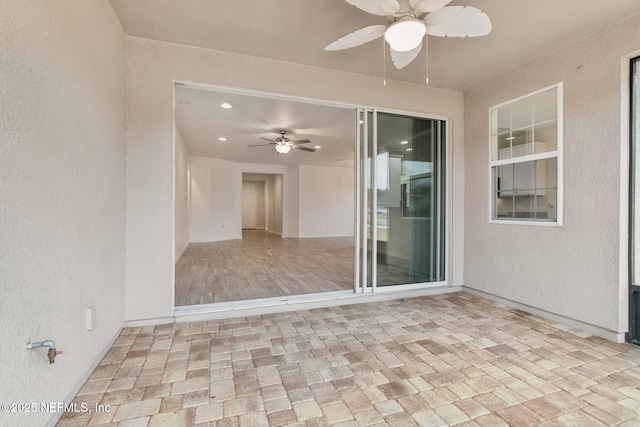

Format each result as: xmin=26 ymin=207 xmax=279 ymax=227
xmin=248 ymin=130 xmax=315 ymax=154
xmin=325 ymin=0 xmax=491 ymax=70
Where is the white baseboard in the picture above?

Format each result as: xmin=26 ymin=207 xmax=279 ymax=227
xmin=463 ymin=287 xmax=626 ymax=343
xmin=189 ymin=235 xmax=242 ymax=243
xmin=45 ymin=327 xmax=123 ymax=427
xmin=298 ymin=234 xmax=356 ymax=239
xmin=123 ymin=316 xmax=175 ymax=328
xmin=175 ymin=242 xmax=188 ymax=263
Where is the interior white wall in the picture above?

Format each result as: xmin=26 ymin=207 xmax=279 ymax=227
xmin=286 ymin=165 xmax=300 ymax=238
xmin=464 ymin=13 xmax=640 ymax=337
xmin=190 ymin=159 xmax=355 ymax=240
xmin=299 ymin=165 xmax=355 ymax=238
xmin=190 ymin=158 xmax=293 ymax=242
xmin=273 ymin=174 xmax=284 ymax=235
xmin=189 ymin=156 xmax=242 ymax=242
xmin=0 ymin=1 xmax=125 ymax=426
xmin=125 ymin=36 xmax=464 ymax=321
xmin=174 ymin=126 xmax=190 ymax=261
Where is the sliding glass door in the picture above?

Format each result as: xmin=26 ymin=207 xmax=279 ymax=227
xmin=356 ymin=109 xmax=446 ymax=292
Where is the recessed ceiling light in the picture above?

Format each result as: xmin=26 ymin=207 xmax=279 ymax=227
xmin=359 ymin=120 xmax=364 ymax=124
xmin=406 ymin=148 xmax=413 ymax=151
xmin=506 ymin=136 xmax=516 ymax=140
xmin=218 ymin=137 xmax=227 ymax=141
xmin=314 ymin=146 xmax=321 ymax=149
xmin=220 ymin=103 xmax=232 ymax=109
xmin=400 ymin=140 xmax=409 ymax=145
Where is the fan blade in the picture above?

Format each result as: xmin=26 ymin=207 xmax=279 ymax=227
xmin=325 ymin=25 xmax=387 ymax=51
xmin=424 ymin=6 xmax=491 ymax=38
xmin=260 ymin=137 xmax=276 ymax=142
xmin=294 ymin=145 xmax=316 ymax=152
xmin=345 ymin=0 xmax=399 ymax=16
xmin=379 ymin=0 xmax=401 ymax=15
xmin=291 ymin=139 xmax=311 ymax=144
xmin=410 ymin=0 xmax=451 ymax=14
xmin=247 ymin=144 xmax=274 ymax=147
xmin=390 ymin=43 xmax=422 ymax=69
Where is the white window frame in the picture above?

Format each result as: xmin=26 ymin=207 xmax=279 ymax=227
xmin=488 ymin=82 xmax=564 ymax=226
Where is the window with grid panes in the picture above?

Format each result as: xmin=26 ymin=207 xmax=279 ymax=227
xmin=489 ymin=83 xmax=563 ymax=225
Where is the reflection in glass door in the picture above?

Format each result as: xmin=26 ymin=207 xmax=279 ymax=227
xmin=356 ymin=109 xmax=446 ymax=291
xmin=376 ymin=112 xmax=446 ymax=286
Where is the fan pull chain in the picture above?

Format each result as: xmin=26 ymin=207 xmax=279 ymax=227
xmin=383 ymin=37 xmax=387 ymax=86
xmin=425 ymin=34 xmax=429 ymax=84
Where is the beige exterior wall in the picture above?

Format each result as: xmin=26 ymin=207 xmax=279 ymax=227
xmin=0 ymin=1 xmax=125 ymax=425
xmin=124 ymin=36 xmax=465 ymax=321
xmin=464 ymin=13 xmax=640 ymax=339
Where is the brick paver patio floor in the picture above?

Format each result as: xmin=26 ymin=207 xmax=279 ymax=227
xmin=57 ymin=292 xmax=640 ymax=426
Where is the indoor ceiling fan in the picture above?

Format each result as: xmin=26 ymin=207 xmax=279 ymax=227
xmin=248 ymin=130 xmax=315 ymax=154
xmin=325 ymin=0 xmax=491 ymax=70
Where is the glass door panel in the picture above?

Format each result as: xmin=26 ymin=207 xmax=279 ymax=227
xmin=630 ymin=56 xmax=640 ymax=342
xmin=375 ymin=112 xmax=446 ymax=286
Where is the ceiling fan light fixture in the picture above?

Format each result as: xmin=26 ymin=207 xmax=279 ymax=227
xmin=275 ymin=144 xmax=291 ymax=154
xmin=384 ymin=17 xmax=426 ymax=52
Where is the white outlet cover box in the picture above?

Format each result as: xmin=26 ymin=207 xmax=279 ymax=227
xmin=86 ymin=306 xmax=94 ymax=331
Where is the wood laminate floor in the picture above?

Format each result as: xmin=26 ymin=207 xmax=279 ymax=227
xmin=175 ymin=231 xmax=354 ymax=306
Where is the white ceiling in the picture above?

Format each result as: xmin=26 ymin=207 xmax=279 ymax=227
xmin=110 ymin=0 xmax=640 ymax=90
xmin=175 ymin=85 xmax=357 ymax=167
xmin=111 ymin=0 xmax=640 ymax=167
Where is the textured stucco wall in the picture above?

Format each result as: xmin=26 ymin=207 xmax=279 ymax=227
xmin=464 ymin=13 xmax=640 ymax=335
xmin=125 ymin=36 xmax=465 ymax=321
xmin=0 ymin=1 xmax=125 ymax=426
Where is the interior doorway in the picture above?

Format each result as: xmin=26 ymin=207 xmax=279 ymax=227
xmin=241 ymin=173 xmax=282 ymax=234
xmin=242 ymin=182 xmax=258 ymax=229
